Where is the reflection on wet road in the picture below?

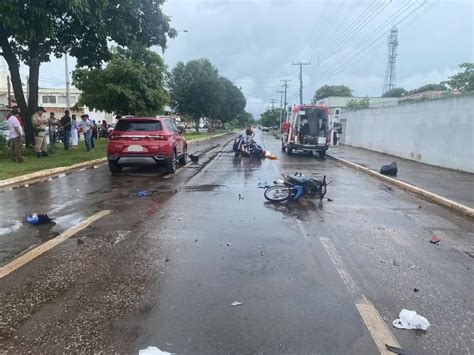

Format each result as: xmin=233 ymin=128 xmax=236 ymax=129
xmin=0 ymin=131 xmax=473 ymax=353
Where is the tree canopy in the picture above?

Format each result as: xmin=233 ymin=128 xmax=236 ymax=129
xmin=442 ymin=63 xmax=474 ymax=92
xmin=382 ymin=87 xmax=407 ymax=97
xmin=259 ymin=108 xmax=281 ymax=128
xmin=73 ymin=45 xmax=168 ymax=116
xmin=169 ymin=59 xmax=247 ymax=130
xmin=312 ymin=85 xmax=353 ymax=103
xmin=0 ymin=0 xmax=175 ymax=144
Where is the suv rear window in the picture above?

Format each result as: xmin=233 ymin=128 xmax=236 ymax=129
xmin=114 ymin=120 xmax=162 ymax=132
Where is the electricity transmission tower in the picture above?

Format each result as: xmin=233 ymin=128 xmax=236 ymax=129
xmin=382 ymin=25 xmax=399 ymax=95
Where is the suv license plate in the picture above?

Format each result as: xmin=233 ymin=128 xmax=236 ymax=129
xmin=128 ymin=145 xmax=144 ymax=152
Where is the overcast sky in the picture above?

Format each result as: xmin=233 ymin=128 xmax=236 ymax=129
xmin=22 ymin=0 xmax=474 ymax=118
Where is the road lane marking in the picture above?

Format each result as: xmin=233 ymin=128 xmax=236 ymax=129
xmin=0 ymin=210 xmax=111 ymax=279
xmin=269 ymin=142 xmax=401 ymax=354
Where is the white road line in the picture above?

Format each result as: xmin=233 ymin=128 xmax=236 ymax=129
xmin=0 ymin=210 xmax=111 ymax=279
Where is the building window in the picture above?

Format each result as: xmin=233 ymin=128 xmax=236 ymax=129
xmin=42 ymin=95 xmax=56 ymax=104
xmin=58 ymin=95 xmax=68 ymax=104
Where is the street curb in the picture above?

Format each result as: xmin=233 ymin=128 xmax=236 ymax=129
xmin=0 ymin=132 xmax=234 ymax=189
xmin=327 ymin=154 xmax=474 ymax=218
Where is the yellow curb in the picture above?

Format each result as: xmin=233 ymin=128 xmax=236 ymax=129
xmin=0 ymin=158 xmax=108 ymax=188
xmin=0 ymin=132 xmax=233 ymax=189
xmin=328 ymin=154 xmax=474 ymax=218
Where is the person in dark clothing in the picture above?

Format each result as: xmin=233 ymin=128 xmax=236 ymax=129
xmin=60 ymin=109 xmax=72 ymax=150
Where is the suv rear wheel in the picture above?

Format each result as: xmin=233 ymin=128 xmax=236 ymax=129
xmin=108 ymin=160 xmax=122 ymax=173
xmin=166 ymin=150 xmax=177 ymax=174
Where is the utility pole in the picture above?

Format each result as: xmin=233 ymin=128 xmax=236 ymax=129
xmin=65 ymin=54 xmax=70 ymax=109
xmin=277 ymin=89 xmax=284 ymax=129
xmin=7 ymin=75 xmax=11 ymax=107
xmin=269 ymin=99 xmax=277 ymax=110
xmin=292 ymin=61 xmax=310 ymax=105
xmin=280 ymin=79 xmax=291 ymax=123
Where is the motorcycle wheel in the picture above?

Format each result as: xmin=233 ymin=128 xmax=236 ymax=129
xmin=264 ymin=185 xmax=292 ymax=202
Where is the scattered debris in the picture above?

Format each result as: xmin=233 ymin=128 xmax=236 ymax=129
xmin=385 ymin=344 xmax=408 ymax=354
xmin=393 ymin=259 xmax=399 ymax=267
xmin=137 ymin=190 xmax=156 ymax=197
xmin=413 ymin=288 xmax=419 ymax=292
xmin=384 ymin=185 xmax=394 ymax=191
xmin=327 ymin=198 xmax=333 ymax=202
xmin=258 ymin=246 xmax=262 ymax=249
xmin=77 ymin=238 xmax=84 ymax=245
xmin=139 ymin=346 xmax=173 ymax=355
xmin=26 ymin=213 xmax=54 ymax=225
xmin=226 ymin=243 xmax=232 ymax=246
xmin=430 ymin=236 xmax=441 ymax=244
xmin=165 ymin=258 xmax=170 ymax=262
xmin=380 ymin=260 xmax=386 ymax=264
xmin=417 ymin=205 xmax=422 ymax=209
xmin=380 ymin=161 xmax=398 ymax=177
xmin=231 ymin=301 xmax=244 ymax=307
xmin=194 ymin=239 xmax=199 ymax=242
xmin=393 ymin=309 xmax=430 ymax=330
xmin=260 ymin=250 xmax=264 ymax=256
xmin=189 ymin=154 xmax=199 ymax=163
xmin=238 ymin=193 xmax=244 ymax=200
xmin=265 ymin=152 xmax=277 ymax=159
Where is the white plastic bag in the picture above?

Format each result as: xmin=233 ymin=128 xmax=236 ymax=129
xmin=139 ymin=346 xmax=173 ymax=355
xmin=393 ymin=309 xmax=430 ymax=330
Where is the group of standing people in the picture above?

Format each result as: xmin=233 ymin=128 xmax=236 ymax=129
xmin=6 ymin=106 xmax=99 ymax=163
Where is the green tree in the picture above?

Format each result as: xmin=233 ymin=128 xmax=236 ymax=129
xmin=260 ymin=108 xmax=281 ymax=127
xmin=408 ymin=83 xmax=447 ymax=95
xmin=73 ymin=45 xmax=168 ymax=116
xmin=0 ymin=1 xmax=175 ymax=145
xmin=442 ymin=63 xmax=474 ymax=92
xmin=214 ymin=77 xmax=247 ymax=127
xmin=382 ymin=87 xmax=407 ymax=97
xmin=312 ymin=85 xmax=353 ymax=103
xmin=169 ymin=59 xmax=224 ymax=131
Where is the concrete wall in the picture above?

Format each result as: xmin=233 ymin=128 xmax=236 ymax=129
xmin=343 ymin=96 xmax=474 ymax=173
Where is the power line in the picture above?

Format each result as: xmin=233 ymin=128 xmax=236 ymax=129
xmin=314 ymin=0 xmax=436 ymax=84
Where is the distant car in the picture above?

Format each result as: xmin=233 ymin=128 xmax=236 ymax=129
xmin=107 ymin=116 xmax=187 ymax=174
xmin=261 ymin=127 xmax=270 ymax=132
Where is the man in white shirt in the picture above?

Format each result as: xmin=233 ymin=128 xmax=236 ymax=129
xmin=78 ymin=114 xmax=93 ymax=151
xmin=7 ymin=108 xmax=24 ymax=163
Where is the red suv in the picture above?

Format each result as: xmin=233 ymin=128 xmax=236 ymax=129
xmin=107 ymin=116 xmax=187 ymax=174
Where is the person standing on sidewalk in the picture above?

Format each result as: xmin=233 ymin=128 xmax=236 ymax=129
xmin=71 ymin=114 xmax=79 ymax=149
xmin=60 ymin=109 xmax=72 ymax=150
xmin=79 ymin=114 xmax=93 ymax=151
xmin=48 ymin=112 xmax=58 ymax=146
xmin=7 ymin=108 xmax=24 ymax=163
xmin=31 ymin=107 xmax=48 ymax=158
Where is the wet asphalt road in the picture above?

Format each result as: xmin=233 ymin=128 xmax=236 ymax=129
xmin=0 ymin=131 xmax=473 ymax=354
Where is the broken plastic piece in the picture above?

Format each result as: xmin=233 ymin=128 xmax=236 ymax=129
xmin=393 ymin=309 xmax=430 ymax=330
xmin=385 ymin=344 xmax=408 ymax=354
xmin=226 ymin=243 xmax=231 ymax=246
xmin=137 ymin=190 xmax=156 ymax=197
xmin=231 ymin=301 xmax=244 ymax=307
xmin=430 ymin=236 xmax=441 ymax=244
xmin=139 ymin=346 xmax=173 ymax=355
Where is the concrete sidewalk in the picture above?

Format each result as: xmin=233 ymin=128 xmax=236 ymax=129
xmin=329 ymin=145 xmax=474 ymax=208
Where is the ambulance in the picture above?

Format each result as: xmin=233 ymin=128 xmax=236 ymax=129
xmin=281 ymin=104 xmax=330 ymax=158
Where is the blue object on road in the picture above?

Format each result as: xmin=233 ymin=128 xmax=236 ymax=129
xmin=26 ymin=213 xmax=54 ymax=225
xmin=293 ymin=185 xmax=305 ymax=201
xmin=137 ymin=190 xmax=156 ymax=197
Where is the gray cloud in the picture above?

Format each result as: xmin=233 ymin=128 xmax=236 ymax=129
xmin=33 ymin=0 xmax=473 ymax=118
